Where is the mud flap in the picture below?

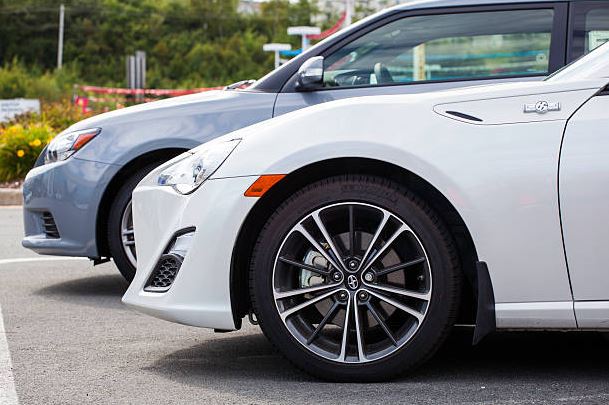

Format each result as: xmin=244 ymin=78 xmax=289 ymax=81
xmin=472 ymin=261 xmax=496 ymax=345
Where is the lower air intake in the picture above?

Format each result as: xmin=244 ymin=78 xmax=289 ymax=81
xmin=42 ymin=212 xmax=60 ymax=239
xmin=144 ymin=253 xmax=183 ymax=292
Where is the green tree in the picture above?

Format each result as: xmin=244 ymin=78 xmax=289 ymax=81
xmin=0 ymin=0 xmax=321 ymax=92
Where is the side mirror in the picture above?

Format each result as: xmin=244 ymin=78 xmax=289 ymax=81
xmin=295 ymin=56 xmax=324 ymax=91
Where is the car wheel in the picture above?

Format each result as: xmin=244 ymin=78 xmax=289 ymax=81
xmin=250 ymin=175 xmax=462 ymax=381
xmin=107 ymin=163 xmax=162 ymax=282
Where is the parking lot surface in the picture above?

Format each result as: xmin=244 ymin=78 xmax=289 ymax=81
xmin=1 ymin=206 xmax=609 ymax=404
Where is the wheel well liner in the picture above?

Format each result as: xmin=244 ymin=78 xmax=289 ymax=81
xmin=230 ymin=157 xmax=479 ymax=327
xmin=95 ymin=148 xmax=187 ymax=258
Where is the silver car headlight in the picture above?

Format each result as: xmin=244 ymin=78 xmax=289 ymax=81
xmin=157 ymin=139 xmax=241 ymax=194
xmin=45 ymin=128 xmax=101 ymax=164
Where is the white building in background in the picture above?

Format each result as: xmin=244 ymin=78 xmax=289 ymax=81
xmin=316 ymin=0 xmax=405 ymax=16
xmin=238 ymin=0 xmax=262 ymax=15
xmin=312 ymin=0 xmax=406 ymax=26
xmin=239 ymin=0 xmax=406 ymax=16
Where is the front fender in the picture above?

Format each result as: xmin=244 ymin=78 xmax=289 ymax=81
xmin=214 ymin=95 xmax=574 ymax=306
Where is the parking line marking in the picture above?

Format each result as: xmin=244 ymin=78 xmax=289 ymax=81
xmin=0 ymin=256 xmax=88 ymax=402
xmin=0 ymin=301 xmax=18 ymax=405
xmin=0 ymin=257 xmax=88 ymax=267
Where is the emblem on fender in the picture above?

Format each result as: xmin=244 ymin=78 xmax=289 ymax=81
xmin=524 ymin=101 xmax=561 ymax=114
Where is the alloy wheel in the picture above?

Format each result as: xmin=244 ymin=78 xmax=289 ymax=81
xmin=272 ymin=202 xmax=432 ymax=363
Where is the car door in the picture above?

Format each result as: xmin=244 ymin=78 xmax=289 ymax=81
xmin=273 ymin=3 xmax=568 ymax=116
xmin=559 ymin=85 xmax=609 ymax=328
xmin=557 ymin=0 xmax=609 ymax=329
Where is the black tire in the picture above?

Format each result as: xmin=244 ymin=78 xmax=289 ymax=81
xmin=107 ymin=163 xmax=162 ymax=282
xmin=250 ymin=175 xmax=461 ymax=381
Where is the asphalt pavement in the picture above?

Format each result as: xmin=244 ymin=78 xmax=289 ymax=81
xmin=1 ymin=206 xmax=609 ymax=404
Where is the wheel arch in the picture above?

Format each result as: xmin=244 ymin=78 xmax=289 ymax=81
xmin=95 ymin=148 xmax=188 ymax=257
xmin=230 ymin=157 xmax=480 ymax=327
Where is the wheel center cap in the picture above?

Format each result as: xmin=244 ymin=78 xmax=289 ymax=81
xmin=347 ymin=274 xmax=359 ymax=290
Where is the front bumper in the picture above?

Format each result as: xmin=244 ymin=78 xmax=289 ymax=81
xmin=22 ymin=158 xmax=120 ymax=257
xmin=122 ymin=176 xmax=258 ymax=330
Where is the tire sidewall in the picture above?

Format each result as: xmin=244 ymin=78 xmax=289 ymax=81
xmin=251 ymin=176 xmax=459 ymax=381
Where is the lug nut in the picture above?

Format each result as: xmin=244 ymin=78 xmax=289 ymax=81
xmin=345 ymin=258 xmax=359 ymax=271
xmin=332 ymin=271 xmax=342 ymax=282
xmin=358 ymin=291 xmax=369 ymax=301
xmin=338 ymin=291 xmax=349 ymax=301
xmin=363 ymin=272 xmax=374 ymax=282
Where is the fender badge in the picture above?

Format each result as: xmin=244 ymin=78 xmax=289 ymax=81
xmin=524 ymin=101 xmax=561 ymax=114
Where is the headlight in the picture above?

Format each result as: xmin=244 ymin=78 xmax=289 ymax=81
xmin=157 ymin=139 xmax=240 ymax=194
xmin=45 ymin=128 xmax=101 ymax=164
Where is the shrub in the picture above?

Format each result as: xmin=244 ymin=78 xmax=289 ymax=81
xmin=0 ymin=123 xmax=55 ymax=182
xmin=0 ymin=99 xmax=91 ymax=181
xmin=0 ymin=61 xmax=30 ymax=100
xmin=40 ymin=99 xmax=90 ymax=132
xmin=0 ymin=60 xmax=78 ymax=103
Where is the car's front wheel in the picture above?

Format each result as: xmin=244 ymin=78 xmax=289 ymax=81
xmin=250 ymin=175 xmax=461 ymax=381
xmin=107 ymin=163 xmax=163 ymax=282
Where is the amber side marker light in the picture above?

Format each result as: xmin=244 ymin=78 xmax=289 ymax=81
xmin=244 ymin=174 xmax=286 ymax=197
xmin=72 ymin=132 xmax=98 ymax=151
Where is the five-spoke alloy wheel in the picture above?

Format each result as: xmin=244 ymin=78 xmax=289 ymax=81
xmin=251 ymin=175 xmax=461 ymax=381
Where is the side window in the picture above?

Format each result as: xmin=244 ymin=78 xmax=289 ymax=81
xmin=569 ymin=2 xmax=609 ymax=61
xmin=323 ymin=9 xmax=555 ymax=88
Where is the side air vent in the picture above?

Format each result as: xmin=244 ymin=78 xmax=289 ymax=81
xmin=41 ymin=212 xmax=60 ymax=239
xmin=445 ymin=110 xmax=483 ymax=122
xmin=143 ymin=228 xmax=195 ymax=293
xmin=144 ymin=253 xmax=184 ymax=292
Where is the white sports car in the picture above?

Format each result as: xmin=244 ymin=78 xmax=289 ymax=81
xmin=123 ymin=43 xmax=609 ymax=381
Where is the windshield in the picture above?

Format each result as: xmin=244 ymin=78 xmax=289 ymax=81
xmin=250 ymin=6 xmax=399 ymax=92
xmin=546 ymin=41 xmax=609 ymax=82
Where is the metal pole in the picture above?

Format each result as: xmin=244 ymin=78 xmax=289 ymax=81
xmin=413 ymin=44 xmax=426 ymax=81
xmin=345 ymin=0 xmax=353 ymax=27
xmin=126 ymin=56 xmax=130 ymax=88
xmin=57 ymin=4 xmax=65 ymax=69
xmin=136 ymin=51 xmax=146 ymax=89
xmin=128 ymin=55 xmax=136 ymax=89
xmin=263 ymin=44 xmax=291 ymax=69
xmin=302 ymin=35 xmax=309 ymax=51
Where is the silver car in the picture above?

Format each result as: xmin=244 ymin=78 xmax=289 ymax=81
xmin=22 ymin=0 xmax=609 ymax=280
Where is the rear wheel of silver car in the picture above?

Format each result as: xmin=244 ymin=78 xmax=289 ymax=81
xmin=107 ymin=163 xmax=162 ymax=282
xmin=250 ymin=175 xmax=461 ymax=381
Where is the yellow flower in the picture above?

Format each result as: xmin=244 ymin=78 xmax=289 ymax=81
xmin=29 ymin=138 xmax=42 ymax=147
xmin=6 ymin=124 xmax=24 ymax=137
xmin=16 ymin=150 xmax=25 ymax=158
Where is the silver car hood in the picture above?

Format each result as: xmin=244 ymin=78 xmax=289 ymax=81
xmin=69 ymin=89 xmax=259 ymax=132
